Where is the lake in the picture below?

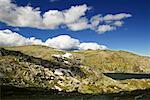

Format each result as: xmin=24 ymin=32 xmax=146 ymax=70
xmin=103 ymin=73 xmax=150 ymax=80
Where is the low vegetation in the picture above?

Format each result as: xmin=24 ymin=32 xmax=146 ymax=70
xmin=0 ymin=45 xmax=150 ymax=94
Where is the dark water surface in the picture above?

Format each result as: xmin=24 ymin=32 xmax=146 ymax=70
xmin=104 ymin=73 xmax=150 ymax=80
xmin=1 ymin=86 xmax=150 ymax=100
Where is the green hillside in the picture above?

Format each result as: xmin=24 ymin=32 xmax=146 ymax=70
xmin=3 ymin=45 xmax=150 ymax=73
xmin=0 ymin=45 xmax=150 ymax=94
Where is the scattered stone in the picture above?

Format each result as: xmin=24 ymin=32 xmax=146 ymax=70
xmin=114 ymin=87 xmax=118 ymax=90
xmin=54 ymin=85 xmax=62 ymax=91
xmin=0 ymin=72 xmax=4 ymax=78
xmin=62 ymin=53 xmax=72 ymax=59
xmin=64 ymin=61 xmax=69 ymax=64
xmin=54 ymin=69 xmax=64 ymax=76
xmin=52 ymin=54 xmax=61 ymax=58
xmin=50 ymin=76 xmax=55 ymax=80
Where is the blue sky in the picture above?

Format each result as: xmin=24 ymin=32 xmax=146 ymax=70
xmin=0 ymin=0 xmax=150 ymax=55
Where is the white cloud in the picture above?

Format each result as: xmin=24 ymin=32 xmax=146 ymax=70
xmin=113 ymin=21 xmax=124 ymax=27
xmin=67 ymin=17 xmax=90 ymax=31
xmin=0 ymin=0 xmax=89 ymax=30
xmin=63 ymin=4 xmax=89 ymax=24
xmin=43 ymin=10 xmax=64 ymax=29
xmin=103 ymin=13 xmax=132 ymax=21
xmin=0 ymin=0 xmax=42 ymax=28
xmin=16 ymin=7 xmax=42 ymax=28
xmin=0 ymin=0 xmax=132 ymax=33
xmin=0 ymin=29 xmax=43 ymax=46
xmin=0 ymin=29 xmax=108 ymax=50
xmin=45 ymin=35 xmax=80 ymax=50
xmin=79 ymin=43 xmax=108 ymax=50
xmin=97 ymin=25 xmax=116 ymax=33
xmin=42 ymin=4 xmax=89 ymax=29
xmin=90 ymin=14 xmax=102 ymax=27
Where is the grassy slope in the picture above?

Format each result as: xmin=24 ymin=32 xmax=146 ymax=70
xmin=2 ymin=45 xmax=65 ymax=61
xmin=2 ymin=45 xmax=150 ymax=73
xmin=73 ymin=50 xmax=150 ymax=73
xmin=1 ymin=45 xmax=150 ymax=94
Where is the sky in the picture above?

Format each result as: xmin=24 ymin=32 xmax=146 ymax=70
xmin=0 ymin=0 xmax=150 ymax=56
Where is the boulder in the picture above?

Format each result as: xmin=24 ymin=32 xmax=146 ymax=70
xmin=0 ymin=72 xmax=4 ymax=78
xmin=62 ymin=53 xmax=73 ymax=59
xmin=54 ymin=69 xmax=64 ymax=76
xmin=54 ymin=85 xmax=62 ymax=91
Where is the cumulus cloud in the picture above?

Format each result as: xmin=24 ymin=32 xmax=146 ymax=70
xmin=63 ymin=4 xmax=89 ymax=24
xmin=0 ymin=29 xmax=108 ymax=50
xmin=0 ymin=0 xmax=42 ymax=28
xmin=45 ymin=35 xmax=80 ymax=50
xmin=90 ymin=14 xmax=102 ymax=27
xmin=79 ymin=43 xmax=107 ymax=50
xmin=0 ymin=0 xmax=131 ymax=33
xmin=97 ymin=25 xmax=116 ymax=33
xmin=42 ymin=4 xmax=89 ymax=29
xmin=103 ymin=13 xmax=132 ymax=21
xmin=42 ymin=10 xmax=64 ymax=29
xmin=113 ymin=21 xmax=124 ymax=27
xmin=67 ymin=17 xmax=90 ymax=31
xmin=0 ymin=29 xmax=43 ymax=46
xmin=0 ymin=0 xmax=89 ymax=29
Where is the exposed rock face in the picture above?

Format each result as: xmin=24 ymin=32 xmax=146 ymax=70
xmin=0 ymin=48 xmax=84 ymax=76
xmin=0 ymin=48 xmax=84 ymax=92
xmin=0 ymin=47 xmax=150 ymax=94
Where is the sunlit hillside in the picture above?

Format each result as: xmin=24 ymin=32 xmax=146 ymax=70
xmin=2 ymin=45 xmax=150 ymax=73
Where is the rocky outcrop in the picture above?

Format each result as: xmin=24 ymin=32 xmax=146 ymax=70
xmin=0 ymin=48 xmax=84 ymax=77
xmin=0 ymin=48 xmax=84 ymax=92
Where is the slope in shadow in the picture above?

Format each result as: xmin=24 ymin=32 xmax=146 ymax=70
xmin=0 ymin=48 xmax=85 ymax=77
